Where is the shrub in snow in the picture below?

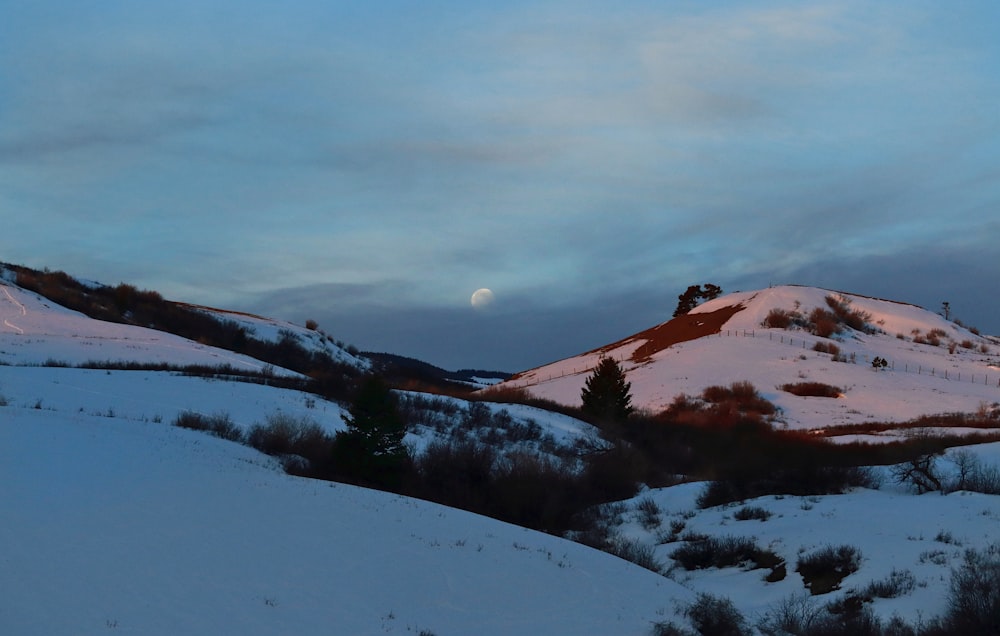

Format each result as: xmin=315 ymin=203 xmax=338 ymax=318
xmin=796 ymin=545 xmax=862 ymax=595
xmin=173 ymin=411 xmax=243 ymax=442
xmin=247 ymin=412 xmax=334 ymax=473
xmin=670 ymin=535 xmax=782 ymax=579
xmin=926 ymin=544 xmax=1000 ymax=634
xmin=812 ymin=341 xmax=841 ymax=356
xmin=684 ymin=593 xmax=749 ymax=636
xmin=635 ymin=497 xmax=662 ymax=530
xmin=757 ymin=594 xmax=899 ymax=636
xmin=733 ymin=505 xmax=772 ymax=521
xmin=607 ymin=537 xmax=662 ymax=574
xmin=780 ymin=382 xmax=842 ymax=398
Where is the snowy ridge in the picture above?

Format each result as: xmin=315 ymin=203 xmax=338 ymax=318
xmin=0 ymin=281 xmax=294 ymax=372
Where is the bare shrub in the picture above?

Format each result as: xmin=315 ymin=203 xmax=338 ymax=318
xmin=757 ymin=594 xmax=825 ymax=636
xmin=758 ymin=595 xmax=893 ymax=636
xmin=764 ymin=308 xmax=795 ymax=329
xmin=825 ymin=295 xmax=873 ymax=332
xmin=246 ymin=413 xmax=333 ymax=468
xmin=858 ymin=568 xmax=916 ymax=600
xmin=608 ymin=536 xmax=662 ymax=573
xmin=670 ymin=535 xmax=782 ymax=578
xmin=947 ymin=450 xmax=1000 ymax=495
xmin=891 ymin=451 xmax=943 ymax=494
xmin=812 ymin=341 xmax=841 ymax=356
xmin=173 ymin=411 xmax=243 ymax=442
xmin=935 ymin=545 xmax=1000 ymax=634
xmin=698 ymin=465 xmax=878 ymax=509
xmin=961 ymin=339 xmax=974 ymax=349
xmin=809 ymin=308 xmax=841 ymax=338
xmin=684 ymin=593 xmax=749 ymax=636
xmin=781 ymin=382 xmax=842 ymax=398
xmin=635 ymin=497 xmax=662 ymax=530
xmin=733 ymin=505 xmax=772 ymax=521
xmin=701 ymin=381 xmax=776 ymax=416
xmin=796 ymin=545 xmax=862 ymax=595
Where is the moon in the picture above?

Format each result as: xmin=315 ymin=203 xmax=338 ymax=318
xmin=470 ymin=288 xmax=495 ymax=310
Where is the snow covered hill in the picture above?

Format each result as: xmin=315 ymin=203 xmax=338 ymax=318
xmin=500 ymin=286 xmax=1000 ymax=435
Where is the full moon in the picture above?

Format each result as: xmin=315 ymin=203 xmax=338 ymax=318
xmin=470 ymin=288 xmax=495 ymax=310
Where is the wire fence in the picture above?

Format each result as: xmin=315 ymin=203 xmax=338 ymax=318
xmin=715 ymin=329 xmax=1000 ymax=388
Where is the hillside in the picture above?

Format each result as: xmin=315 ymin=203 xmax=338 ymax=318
xmin=499 ymin=286 xmax=1000 ymax=438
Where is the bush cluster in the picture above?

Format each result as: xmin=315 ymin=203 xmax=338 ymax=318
xmin=760 ymin=295 xmax=875 ymax=337
xmin=246 ymin=413 xmax=336 ymax=474
xmin=670 ymin=534 xmax=783 ymax=578
xmin=812 ymin=341 xmax=841 ymax=356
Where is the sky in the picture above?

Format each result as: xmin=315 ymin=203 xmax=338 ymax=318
xmin=2 ymin=1 xmax=999 ymax=371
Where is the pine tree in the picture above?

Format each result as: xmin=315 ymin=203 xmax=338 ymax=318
xmin=332 ymin=375 xmax=409 ymax=487
xmin=673 ymin=283 xmax=723 ymax=317
xmin=581 ymin=357 xmax=634 ymax=424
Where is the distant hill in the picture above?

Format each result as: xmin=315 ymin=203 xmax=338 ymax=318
xmin=363 ymin=351 xmax=510 ymax=392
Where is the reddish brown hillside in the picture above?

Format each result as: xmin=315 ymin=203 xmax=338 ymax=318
xmin=600 ymin=303 xmax=747 ymax=363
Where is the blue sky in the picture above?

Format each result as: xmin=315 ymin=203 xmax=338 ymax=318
xmin=2 ymin=1 xmax=999 ymax=370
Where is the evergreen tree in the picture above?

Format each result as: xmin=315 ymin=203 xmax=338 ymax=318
xmin=673 ymin=283 xmax=723 ymax=317
xmin=332 ymin=375 xmax=409 ymax=488
xmin=581 ymin=357 xmax=634 ymax=424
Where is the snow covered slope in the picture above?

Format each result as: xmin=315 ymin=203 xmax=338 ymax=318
xmin=500 ymin=286 xmax=1000 ymax=432
xmin=1 ymin=407 xmax=689 ymax=635
xmin=0 ymin=280 xmax=291 ymax=372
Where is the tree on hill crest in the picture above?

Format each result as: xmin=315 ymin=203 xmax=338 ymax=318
xmin=674 ymin=283 xmax=723 ymax=317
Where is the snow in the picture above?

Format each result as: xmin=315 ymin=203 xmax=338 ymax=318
xmin=616 ymin=444 xmax=1000 ymax=624
xmin=0 ymin=407 xmax=688 ymax=635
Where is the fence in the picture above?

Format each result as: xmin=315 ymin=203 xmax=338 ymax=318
xmin=715 ymin=329 xmax=1000 ymax=388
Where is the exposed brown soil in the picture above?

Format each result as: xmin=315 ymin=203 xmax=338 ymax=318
xmin=595 ymin=303 xmax=747 ymax=363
